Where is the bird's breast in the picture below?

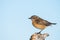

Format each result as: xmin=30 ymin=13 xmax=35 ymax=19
xmin=32 ymin=22 xmax=46 ymax=30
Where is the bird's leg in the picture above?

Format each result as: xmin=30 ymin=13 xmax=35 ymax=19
xmin=37 ymin=30 xmax=43 ymax=34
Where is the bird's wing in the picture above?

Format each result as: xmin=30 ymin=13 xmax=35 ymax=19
xmin=35 ymin=19 xmax=51 ymax=26
xmin=35 ymin=19 xmax=45 ymax=25
xmin=42 ymin=20 xmax=52 ymax=26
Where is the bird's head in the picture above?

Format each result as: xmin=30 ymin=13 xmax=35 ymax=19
xmin=29 ymin=15 xmax=39 ymax=20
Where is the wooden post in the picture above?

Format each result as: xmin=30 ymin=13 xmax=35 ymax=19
xmin=30 ymin=33 xmax=49 ymax=40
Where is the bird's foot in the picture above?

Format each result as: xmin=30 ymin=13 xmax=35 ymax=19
xmin=37 ymin=32 xmax=41 ymax=34
xmin=37 ymin=30 xmax=43 ymax=34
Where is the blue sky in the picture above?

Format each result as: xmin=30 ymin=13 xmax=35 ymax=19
xmin=0 ymin=0 xmax=60 ymax=40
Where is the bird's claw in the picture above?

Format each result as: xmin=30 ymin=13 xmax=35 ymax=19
xmin=37 ymin=32 xmax=41 ymax=34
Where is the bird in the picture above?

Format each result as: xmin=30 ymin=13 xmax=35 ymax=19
xmin=29 ymin=15 xmax=56 ymax=34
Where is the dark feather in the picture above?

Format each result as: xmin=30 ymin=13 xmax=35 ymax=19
xmin=35 ymin=19 xmax=56 ymax=26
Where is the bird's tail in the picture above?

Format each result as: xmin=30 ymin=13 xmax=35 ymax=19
xmin=51 ymin=23 xmax=56 ymax=25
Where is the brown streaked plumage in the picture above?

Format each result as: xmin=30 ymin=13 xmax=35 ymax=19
xmin=29 ymin=15 xmax=56 ymax=33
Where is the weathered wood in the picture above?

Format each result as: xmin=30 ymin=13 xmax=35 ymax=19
xmin=30 ymin=33 xmax=49 ymax=40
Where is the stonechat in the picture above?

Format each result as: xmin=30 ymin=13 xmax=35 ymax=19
xmin=29 ymin=15 xmax=56 ymax=33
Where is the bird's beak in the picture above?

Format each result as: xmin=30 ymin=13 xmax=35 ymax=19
xmin=29 ymin=17 xmax=31 ymax=19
